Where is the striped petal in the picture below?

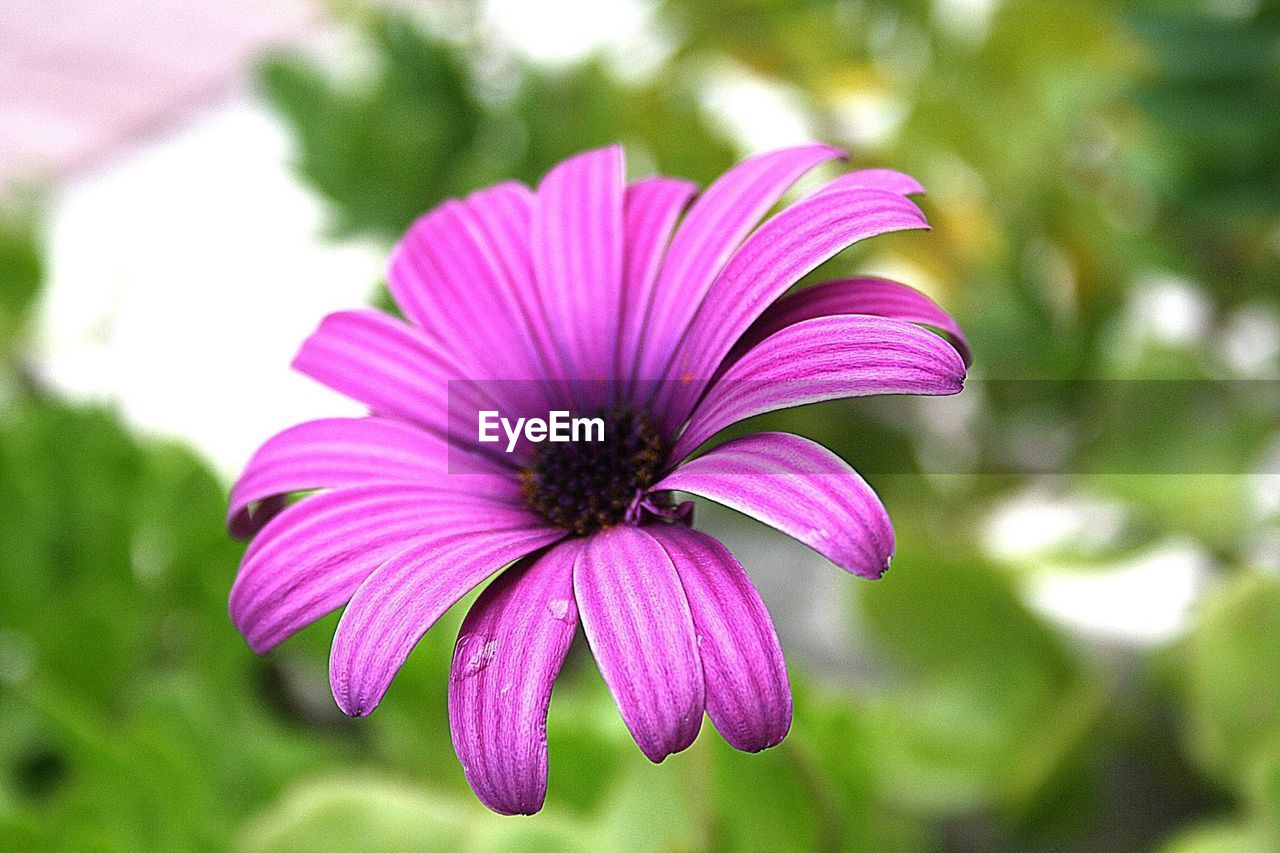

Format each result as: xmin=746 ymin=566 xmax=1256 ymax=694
xmin=670 ymin=314 xmax=966 ymax=461
xmin=618 ymin=176 xmax=697 ymax=389
xmin=292 ymin=309 xmax=506 ymax=447
xmin=532 ymin=145 xmax=625 ymax=393
xmin=633 ymin=144 xmax=844 ymax=387
xmin=650 ymin=525 xmax=791 ymax=752
xmin=228 ymin=417 xmax=517 ymax=538
xmin=230 ymin=485 xmax=544 ymax=653
xmin=655 ymin=432 xmax=894 ymax=579
xmin=387 ymin=183 xmax=560 ymax=396
xmin=731 ymin=276 xmax=970 ymax=368
xmin=330 ymin=526 xmax=565 ymax=718
xmin=449 ymin=538 xmax=583 ymax=815
xmin=654 ymin=187 xmax=930 ymax=436
xmin=574 ymin=526 xmax=704 ymax=762
xmin=810 ymin=167 xmax=925 ymax=197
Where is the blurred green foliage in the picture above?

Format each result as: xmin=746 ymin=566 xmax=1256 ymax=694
xmin=3 ymin=0 xmax=1279 ymax=850
xmin=1125 ymin=3 xmax=1280 ymax=299
xmin=0 ymin=196 xmax=43 ymax=361
xmin=261 ymin=12 xmax=736 ymax=239
xmin=261 ymin=16 xmax=485 ymax=238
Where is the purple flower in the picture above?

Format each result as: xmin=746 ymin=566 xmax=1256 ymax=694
xmin=227 ymin=144 xmax=969 ymax=814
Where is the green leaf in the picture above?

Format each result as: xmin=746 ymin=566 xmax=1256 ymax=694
xmin=259 ymin=12 xmax=485 ymax=238
xmin=1184 ymin=574 xmax=1280 ymax=792
xmin=505 ymin=60 xmax=737 ymax=187
xmin=1158 ymin=820 xmax=1270 ymax=853
xmin=237 ymin=776 xmax=588 ymax=853
xmin=0 ymin=398 xmax=352 ymax=848
xmin=856 ymin=538 xmax=1104 ymax=824
xmin=0 ymin=195 xmax=43 ymax=353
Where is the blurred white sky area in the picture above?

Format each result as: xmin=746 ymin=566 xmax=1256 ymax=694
xmin=35 ymin=98 xmax=371 ymax=473
xmin=6 ymin=0 xmax=1272 ymax=645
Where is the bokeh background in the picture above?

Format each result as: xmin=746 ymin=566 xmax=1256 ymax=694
xmin=2 ymin=0 xmax=1279 ymax=850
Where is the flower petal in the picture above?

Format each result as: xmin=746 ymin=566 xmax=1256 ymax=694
xmin=449 ymin=538 xmax=583 ymax=816
xmin=731 ymin=276 xmax=970 ymax=368
xmin=387 ymin=183 xmax=560 ymax=391
xmin=230 ymin=486 xmax=545 ymax=653
xmin=810 ymin=168 xmax=925 ymax=197
xmin=654 ymin=432 xmax=894 ymax=579
xmin=329 ymin=526 xmax=564 ymax=718
xmin=292 ymin=309 xmax=505 ymax=444
xmin=650 ymin=525 xmax=791 ymax=752
xmin=654 ymin=187 xmax=930 ymax=435
xmin=228 ymin=416 xmax=518 ymax=538
xmin=618 ymin=176 xmax=697 ymax=389
xmin=532 ymin=145 xmax=625 ymax=391
xmin=634 ymin=144 xmax=844 ymax=386
xmin=670 ymin=314 xmax=966 ymax=461
xmin=574 ymin=525 xmax=704 ymax=762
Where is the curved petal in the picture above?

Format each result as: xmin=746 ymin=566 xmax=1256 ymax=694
xmin=230 ymin=486 xmax=544 ymax=653
xmin=654 ymin=432 xmax=894 ymax=579
xmin=387 ymin=183 xmax=559 ymax=392
xmin=330 ymin=526 xmax=564 ymax=718
xmin=449 ymin=538 xmax=583 ymax=816
xmin=654 ymin=188 xmax=931 ymax=435
xmin=810 ymin=168 xmax=925 ymax=197
xmin=532 ymin=145 xmax=625 ymax=393
xmin=633 ymin=144 xmax=845 ymax=387
xmin=228 ymin=417 xmax=518 ymax=538
xmin=650 ymin=525 xmax=791 ymax=752
xmin=731 ymin=276 xmax=970 ymax=368
xmin=292 ymin=309 xmax=508 ymax=447
xmin=670 ymin=314 xmax=966 ymax=461
xmin=618 ymin=176 xmax=697 ymax=389
xmin=574 ymin=525 xmax=704 ymax=762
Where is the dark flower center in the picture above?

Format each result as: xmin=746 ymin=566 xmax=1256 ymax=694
xmin=520 ymin=404 xmax=665 ymax=535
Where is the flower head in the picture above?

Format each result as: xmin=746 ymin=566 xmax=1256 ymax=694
xmin=227 ymin=144 xmax=969 ymax=814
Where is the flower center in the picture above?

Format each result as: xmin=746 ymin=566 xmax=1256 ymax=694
xmin=520 ymin=404 xmax=665 ymax=535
